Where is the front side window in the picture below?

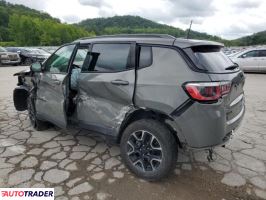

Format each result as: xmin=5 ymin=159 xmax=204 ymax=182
xmin=73 ymin=47 xmax=89 ymax=67
xmin=241 ymin=51 xmax=259 ymax=58
xmin=82 ymin=43 xmax=131 ymax=72
xmin=45 ymin=45 xmax=75 ymax=73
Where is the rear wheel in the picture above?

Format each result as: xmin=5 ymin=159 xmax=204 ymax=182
xmin=27 ymin=94 xmax=48 ymax=131
xmin=120 ymin=119 xmax=178 ymax=181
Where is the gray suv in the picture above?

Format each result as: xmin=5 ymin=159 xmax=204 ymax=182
xmin=13 ymin=34 xmax=245 ymax=180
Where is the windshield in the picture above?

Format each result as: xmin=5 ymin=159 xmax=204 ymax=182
xmin=0 ymin=47 xmax=7 ymax=52
xmin=190 ymin=45 xmax=237 ymax=73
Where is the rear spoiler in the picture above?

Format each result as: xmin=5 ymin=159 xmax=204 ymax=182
xmin=174 ymin=38 xmax=224 ymax=49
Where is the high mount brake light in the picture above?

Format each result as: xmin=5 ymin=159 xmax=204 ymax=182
xmin=184 ymin=82 xmax=231 ymax=101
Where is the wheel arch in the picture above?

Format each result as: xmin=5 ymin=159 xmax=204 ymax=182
xmin=118 ymin=108 xmax=182 ymax=148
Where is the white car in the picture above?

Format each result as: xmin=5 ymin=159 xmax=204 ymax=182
xmin=229 ymin=48 xmax=266 ymax=72
xmin=0 ymin=47 xmax=21 ymax=66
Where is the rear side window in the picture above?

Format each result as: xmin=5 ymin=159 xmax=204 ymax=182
xmin=259 ymin=50 xmax=266 ymax=57
xmin=138 ymin=46 xmax=152 ymax=68
xmin=187 ymin=45 xmax=236 ymax=73
xmin=83 ymin=43 xmax=131 ymax=72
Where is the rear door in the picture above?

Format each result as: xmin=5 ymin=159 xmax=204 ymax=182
xmin=35 ymin=44 xmax=77 ymax=128
xmin=76 ymin=42 xmax=135 ymax=135
xmin=258 ymin=50 xmax=266 ymax=72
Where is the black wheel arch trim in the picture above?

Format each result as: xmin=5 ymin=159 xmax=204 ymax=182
xmin=117 ymin=107 xmax=186 ymax=147
xmin=170 ymin=99 xmax=194 ymax=117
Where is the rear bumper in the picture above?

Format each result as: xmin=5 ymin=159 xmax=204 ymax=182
xmin=171 ymin=96 xmax=245 ymax=149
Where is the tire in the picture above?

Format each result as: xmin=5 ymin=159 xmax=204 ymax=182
xmin=120 ymin=119 xmax=178 ymax=181
xmin=27 ymin=94 xmax=48 ymax=131
xmin=24 ymin=58 xmax=32 ymax=66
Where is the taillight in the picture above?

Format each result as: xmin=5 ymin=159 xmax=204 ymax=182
xmin=184 ymin=81 xmax=231 ymax=102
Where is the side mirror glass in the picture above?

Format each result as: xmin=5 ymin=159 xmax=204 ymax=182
xmin=31 ymin=62 xmax=42 ymax=72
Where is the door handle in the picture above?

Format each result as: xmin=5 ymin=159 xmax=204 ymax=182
xmin=111 ymin=80 xmax=129 ymax=86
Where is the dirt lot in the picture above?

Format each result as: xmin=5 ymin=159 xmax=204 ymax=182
xmin=0 ymin=66 xmax=266 ymax=200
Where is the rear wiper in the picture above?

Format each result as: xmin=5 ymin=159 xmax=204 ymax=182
xmin=225 ymin=63 xmax=239 ymax=70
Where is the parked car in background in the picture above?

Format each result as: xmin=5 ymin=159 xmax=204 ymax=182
xmin=39 ymin=46 xmax=58 ymax=54
xmin=6 ymin=47 xmax=51 ymax=65
xmin=229 ymin=48 xmax=266 ymax=72
xmin=0 ymin=47 xmax=21 ymax=66
xmin=13 ymin=34 xmax=245 ymax=181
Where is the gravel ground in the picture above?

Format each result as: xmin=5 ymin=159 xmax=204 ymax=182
xmin=0 ymin=66 xmax=266 ymax=200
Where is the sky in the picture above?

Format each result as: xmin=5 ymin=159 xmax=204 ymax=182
xmin=5 ymin=0 xmax=266 ymax=40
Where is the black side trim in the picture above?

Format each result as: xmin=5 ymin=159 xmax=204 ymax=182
xmin=76 ymin=120 xmax=116 ymax=136
xmin=171 ymin=99 xmax=194 ymax=117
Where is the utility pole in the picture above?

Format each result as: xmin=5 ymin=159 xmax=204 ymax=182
xmin=186 ymin=20 xmax=193 ymax=39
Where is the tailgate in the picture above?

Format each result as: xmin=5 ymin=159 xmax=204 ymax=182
xmin=209 ymin=71 xmax=245 ymax=124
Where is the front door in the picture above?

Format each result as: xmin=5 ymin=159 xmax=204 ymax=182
xmin=76 ymin=42 xmax=135 ymax=135
xmin=239 ymin=50 xmax=259 ymax=72
xmin=35 ymin=44 xmax=77 ymax=128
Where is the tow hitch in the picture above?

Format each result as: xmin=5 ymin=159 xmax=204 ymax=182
xmin=207 ymin=148 xmax=215 ymax=162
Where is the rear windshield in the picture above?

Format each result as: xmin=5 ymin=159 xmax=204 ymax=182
xmin=186 ymin=45 xmax=236 ymax=73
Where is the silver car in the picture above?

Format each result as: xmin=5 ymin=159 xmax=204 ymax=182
xmin=229 ymin=48 xmax=266 ymax=73
xmin=13 ymin=34 xmax=245 ymax=180
xmin=0 ymin=47 xmax=21 ymax=66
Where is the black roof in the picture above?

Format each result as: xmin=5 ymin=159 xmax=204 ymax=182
xmin=75 ymin=34 xmax=224 ymax=48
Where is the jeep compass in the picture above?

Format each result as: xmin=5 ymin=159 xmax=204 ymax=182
xmin=13 ymin=34 xmax=245 ymax=180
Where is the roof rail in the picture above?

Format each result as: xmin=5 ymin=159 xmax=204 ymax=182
xmin=77 ymin=34 xmax=176 ymax=41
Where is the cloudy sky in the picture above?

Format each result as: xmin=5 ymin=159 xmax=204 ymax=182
xmin=5 ymin=0 xmax=266 ymax=39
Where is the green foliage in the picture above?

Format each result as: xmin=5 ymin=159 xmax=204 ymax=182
xmin=0 ymin=0 xmax=94 ymax=46
xmin=78 ymin=15 xmax=224 ymax=42
xmin=232 ymin=31 xmax=266 ymax=46
xmin=0 ymin=41 xmax=16 ymax=46
xmin=0 ymin=0 xmax=265 ymax=47
xmin=78 ymin=15 xmax=266 ymax=46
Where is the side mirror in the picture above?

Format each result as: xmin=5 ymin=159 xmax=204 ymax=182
xmin=17 ymin=50 xmax=21 ymax=54
xmin=31 ymin=62 xmax=42 ymax=72
xmin=241 ymin=54 xmax=247 ymax=58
